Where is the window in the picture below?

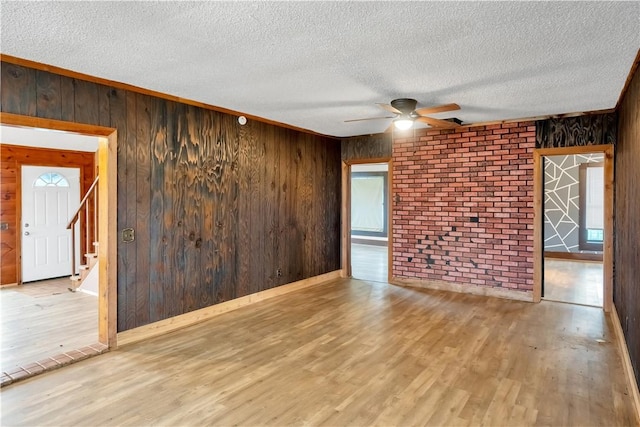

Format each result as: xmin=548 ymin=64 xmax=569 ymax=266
xmin=34 ymin=172 xmax=70 ymax=187
xmin=579 ymin=162 xmax=603 ymax=251
xmin=351 ymin=172 xmax=388 ymax=237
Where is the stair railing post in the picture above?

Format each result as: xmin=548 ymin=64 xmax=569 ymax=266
xmin=71 ymin=224 xmax=76 ymax=278
xmin=85 ymin=203 xmax=90 ymax=257
xmin=93 ymin=186 xmax=98 ymax=250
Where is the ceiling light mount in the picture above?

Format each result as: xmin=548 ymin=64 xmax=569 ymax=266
xmin=393 ymin=116 xmax=414 ymax=130
xmin=390 ymin=98 xmax=418 ymax=114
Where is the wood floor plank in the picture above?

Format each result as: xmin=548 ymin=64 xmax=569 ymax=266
xmin=0 ymin=278 xmax=98 ymax=372
xmin=0 ymin=278 xmax=637 ymax=426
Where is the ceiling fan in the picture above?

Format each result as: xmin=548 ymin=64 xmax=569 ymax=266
xmin=345 ymin=98 xmax=461 ymax=132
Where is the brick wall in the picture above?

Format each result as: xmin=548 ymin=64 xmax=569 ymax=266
xmin=392 ymin=122 xmax=536 ymax=292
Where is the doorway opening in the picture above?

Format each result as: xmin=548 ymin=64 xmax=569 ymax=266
xmin=542 ymin=153 xmax=604 ymax=307
xmin=349 ymin=162 xmax=390 ymax=283
xmin=0 ymin=114 xmax=117 ymax=380
xmin=533 ymin=145 xmax=613 ymax=311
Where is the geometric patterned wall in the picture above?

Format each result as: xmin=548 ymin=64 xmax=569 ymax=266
xmin=544 ymin=153 xmax=604 ymax=252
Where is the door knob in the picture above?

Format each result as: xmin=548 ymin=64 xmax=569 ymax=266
xmin=24 ymin=231 xmax=30 ymax=236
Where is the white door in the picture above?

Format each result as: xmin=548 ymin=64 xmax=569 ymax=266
xmin=21 ymin=166 xmax=81 ymax=282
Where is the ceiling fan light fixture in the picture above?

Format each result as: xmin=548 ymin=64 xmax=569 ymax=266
xmin=394 ymin=117 xmax=413 ymax=130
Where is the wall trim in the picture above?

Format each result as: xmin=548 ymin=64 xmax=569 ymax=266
xmin=544 ymin=251 xmax=603 ymax=262
xmin=390 ymin=277 xmax=534 ymax=302
xmin=612 ymin=304 xmax=640 ymax=423
xmin=117 ymin=270 xmax=342 ymax=347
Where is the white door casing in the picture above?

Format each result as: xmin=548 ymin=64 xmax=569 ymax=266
xmin=21 ymin=166 xmax=81 ymax=282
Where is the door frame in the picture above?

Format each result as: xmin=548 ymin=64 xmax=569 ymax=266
xmin=1 ymin=112 xmax=118 ymax=347
xmin=533 ymin=144 xmax=614 ymax=311
xmin=341 ymin=157 xmax=392 ymax=281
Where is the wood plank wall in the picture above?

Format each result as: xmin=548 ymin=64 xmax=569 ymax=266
xmin=615 ymin=64 xmax=640 ymax=387
xmin=535 ymin=113 xmax=617 ymax=148
xmin=0 ymin=61 xmax=341 ymax=331
xmin=0 ymin=144 xmax=95 ymax=285
xmin=341 ymin=133 xmax=392 ymax=162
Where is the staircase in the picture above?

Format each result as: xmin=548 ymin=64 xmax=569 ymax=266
xmin=69 ymin=243 xmax=99 ymax=293
xmin=67 ymin=176 xmax=99 ymax=293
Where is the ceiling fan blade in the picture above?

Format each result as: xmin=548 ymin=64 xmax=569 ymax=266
xmin=416 ymin=116 xmax=460 ymax=129
xmin=344 ymin=116 xmax=394 ymax=123
xmin=414 ymin=103 xmax=460 ymax=116
xmin=376 ymin=103 xmax=402 ymax=115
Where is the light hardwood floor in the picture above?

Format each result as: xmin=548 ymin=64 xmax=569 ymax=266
xmin=0 ymin=277 xmax=98 ymax=373
xmin=1 ymin=278 xmax=636 ymax=426
xmin=351 ymin=243 xmax=388 ymax=283
xmin=544 ymin=259 xmax=603 ymax=307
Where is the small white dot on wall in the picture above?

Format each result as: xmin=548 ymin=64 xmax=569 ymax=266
xmin=238 ymin=116 xmax=247 ymax=125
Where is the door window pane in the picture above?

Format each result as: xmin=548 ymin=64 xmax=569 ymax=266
xmin=34 ymin=172 xmax=69 ymax=187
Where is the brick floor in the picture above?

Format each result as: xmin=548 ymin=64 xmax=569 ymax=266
xmin=1 ymin=343 xmax=108 ymax=388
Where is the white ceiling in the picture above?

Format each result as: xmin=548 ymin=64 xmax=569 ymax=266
xmin=1 ymin=2 xmax=638 ymax=137
xmin=0 ymin=125 xmax=99 ymax=152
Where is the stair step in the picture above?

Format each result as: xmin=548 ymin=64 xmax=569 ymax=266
xmin=85 ymin=253 xmax=98 ymax=259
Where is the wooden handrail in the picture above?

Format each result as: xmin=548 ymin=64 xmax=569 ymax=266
xmin=67 ymin=176 xmax=99 ymax=229
xmin=68 ymin=175 xmax=99 ymax=279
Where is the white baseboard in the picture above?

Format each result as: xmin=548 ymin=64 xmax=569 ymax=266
xmin=390 ymin=277 xmax=534 ymax=302
xmin=117 ymin=270 xmax=342 ymax=347
xmin=612 ymin=304 xmax=640 ymax=423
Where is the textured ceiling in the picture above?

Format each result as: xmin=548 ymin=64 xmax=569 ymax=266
xmin=1 ymin=1 xmax=638 ymax=137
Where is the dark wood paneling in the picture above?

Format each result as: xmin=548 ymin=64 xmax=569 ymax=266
xmin=1 ymin=63 xmax=36 ymax=116
xmin=35 ymin=70 xmax=62 ymax=120
xmin=536 ymin=114 xmax=617 ymax=148
xmin=165 ymin=100 xmax=183 ymax=319
xmin=109 ymin=87 xmax=129 ymax=331
xmin=341 ymin=133 xmax=392 ymax=162
xmin=97 ymin=84 xmax=111 ymax=128
xmin=614 ymin=63 xmax=640 ymax=387
xmin=0 ymin=61 xmax=341 ymax=331
xmin=236 ymin=122 xmax=252 ymax=297
xmin=60 ymin=76 xmax=75 ymax=122
xmin=135 ymin=93 xmax=152 ymax=326
xmin=123 ymin=90 xmax=138 ymax=330
xmin=149 ymin=94 xmax=167 ymax=323
xmin=73 ymin=79 xmax=100 ymax=125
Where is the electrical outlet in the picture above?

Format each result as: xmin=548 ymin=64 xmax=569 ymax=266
xmin=276 ymin=268 xmax=282 ymax=277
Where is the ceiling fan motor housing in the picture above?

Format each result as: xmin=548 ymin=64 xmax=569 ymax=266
xmin=390 ymin=98 xmax=418 ymax=114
